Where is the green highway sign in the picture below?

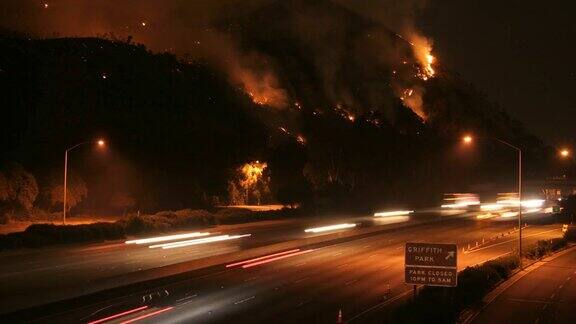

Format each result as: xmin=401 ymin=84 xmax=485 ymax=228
xmin=405 ymin=242 xmax=458 ymax=287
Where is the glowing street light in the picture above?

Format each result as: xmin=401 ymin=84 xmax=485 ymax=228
xmin=461 ymin=133 xmax=524 ymax=268
xmin=560 ymin=149 xmax=570 ymax=158
xmin=63 ymin=139 xmax=106 ymax=224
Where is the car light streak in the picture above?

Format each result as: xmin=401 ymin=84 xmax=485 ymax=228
xmin=119 ymin=307 xmax=174 ymax=324
xmin=441 ymin=202 xmax=479 ymax=209
xmin=476 ymin=213 xmax=495 ymax=219
xmin=497 ymin=199 xmax=545 ymax=208
xmin=125 ymin=232 xmax=210 ymax=245
xmin=374 ymin=210 xmax=414 ymax=217
xmin=226 ymin=249 xmax=301 ymax=268
xmin=521 ymin=199 xmax=545 ymax=208
xmin=304 ymin=223 xmax=356 ymax=233
xmin=501 ymin=211 xmax=519 ymax=218
xmin=525 ymin=208 xmax=542 ymax=214
xmin=88 ymin=306 xmax=149 ymax=324
xmin=480 ymin=203 xmax=503 ymax=211
xmin=149 ymin=234 xmax=251 ymax=249
xmin=242 ymin=249 xmax=314 ymax=268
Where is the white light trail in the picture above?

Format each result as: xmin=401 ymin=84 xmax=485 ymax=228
xmin=374 ymin=210 xmax=414 ymax=217
xmin=497 ymin=199 xmax=545 ymax=208
xmin=476 ymin=213 xmax=495 ymax=220
xmin=149 ymin=234 xmax=251 ymax=249
xmin=441 ymin=202 xmax=479 ymax=209
xmin=521 ymin=199 xmax=545 ymax=208
xmin=125 ymin=232 xmax=210 ymax=245
xmin=304 ymin=223 xmax=356 ymax=233
xmin=501 ymin=211 xmax=519 ymax=218
xmin=480 ymin=203 xmax=503 ymax=211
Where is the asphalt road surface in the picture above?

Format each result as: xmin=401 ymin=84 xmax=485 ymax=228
xmin=473 ymin=246 xmax=576 ymax=324
xmin=0 ymin=210 xmax=464 ymax=313
xmin=26 ymin=218 xmax=561 ymax=324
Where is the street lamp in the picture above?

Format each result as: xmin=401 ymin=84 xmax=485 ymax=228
xmin=63 ymin=139 xmax=105 ymax=224
xmin=560 ymin=149 xmax=570 ymax=159
xmin=462 ymin=134 xmax=524 ymax=268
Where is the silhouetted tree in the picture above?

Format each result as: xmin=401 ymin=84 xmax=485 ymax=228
xmin=47 ymin=174 xmax=87 ymax=213
xmin=0 ymin=163 xmax=39 ymax=215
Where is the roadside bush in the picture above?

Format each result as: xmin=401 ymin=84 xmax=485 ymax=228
xmin=393 ymin=255 xmax=520 ymax=323
xmin=455 ymin=263 xmax=501 ymax=308
xmin=483 ymin=255 xmax=519 ymax=279
xmin=0 ymin=207 xmax=301 ymax=250
xmin=564 ymin=227 xmax=576 ymax=242
xmin=214 ymin=208 xmax=298 ymax=225
xmin=0 ymin=223 xmax=126 ymax=248
xmin=526 ymin=238 xmax=567 ymax=259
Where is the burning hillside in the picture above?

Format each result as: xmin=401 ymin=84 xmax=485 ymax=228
xmin=214 ymin=0 xmax=437 ymax=122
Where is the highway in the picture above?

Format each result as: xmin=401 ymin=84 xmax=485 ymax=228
xmin=0 ymin=210 xmax=465 ymax=313
xmin=473 ymin=246 xmax=576 ymax=324
xmin=0 ymin=212 xmax=437 ymax=313
xmin=18 ymin=216 xmax=562 ymax=324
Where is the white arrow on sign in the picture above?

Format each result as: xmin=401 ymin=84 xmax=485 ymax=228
xmin=445 ymin=251 xmax=455 ymax=260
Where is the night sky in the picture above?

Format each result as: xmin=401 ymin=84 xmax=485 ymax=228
xmin=1 ymin=0 xmax=574 ymax=147
xmin=420 ymin=0 xmax=575 ymax=147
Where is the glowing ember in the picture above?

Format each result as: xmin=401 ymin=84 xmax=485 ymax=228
xmin=400 ymin=88 xmax=414 ymax=100
xmin=43 ymin=3 xmax=49 ymax=9
xmin=296 ymin=135 xmax=306 ymax=145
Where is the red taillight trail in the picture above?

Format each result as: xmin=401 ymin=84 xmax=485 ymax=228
xmin=87 ymin=306 xmax=148 ymax=324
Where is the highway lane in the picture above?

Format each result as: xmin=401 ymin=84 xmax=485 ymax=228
xmin=0 ymin=211 xmax=472 ymax=313
xmin=473 ymin=246 xmax=576 ymax=324
xmin=39 ymin=218 xmax=562 ymax=324
xmin=0 ymin=214 xmax=378 ymax=313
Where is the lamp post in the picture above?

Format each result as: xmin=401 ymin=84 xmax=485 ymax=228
xmin=63 ymin=139 xmax=105 ymax=224
xmin=462 ymin=135 xmax=523 ymax=268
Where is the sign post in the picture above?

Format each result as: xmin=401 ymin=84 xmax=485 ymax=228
xmin=405 ymin=242 xmax=458 ymax=288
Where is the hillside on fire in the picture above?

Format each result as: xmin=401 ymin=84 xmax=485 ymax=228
xmin=0 ymin=0 xmax=552 ymax=216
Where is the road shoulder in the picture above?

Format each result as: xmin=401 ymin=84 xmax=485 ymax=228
xmin=460 ymin=244 xmax=576 ymax=324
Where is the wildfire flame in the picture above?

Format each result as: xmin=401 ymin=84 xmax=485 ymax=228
xmin=239 ymin=70 xmax=287 ymax=108
xmin=399 ymin=86 xmax=426 ymax=120
xmin=239 ymin=161 xmax=267 ymax=189
xmin=408 ymin=34 xmax=435 ymax=81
